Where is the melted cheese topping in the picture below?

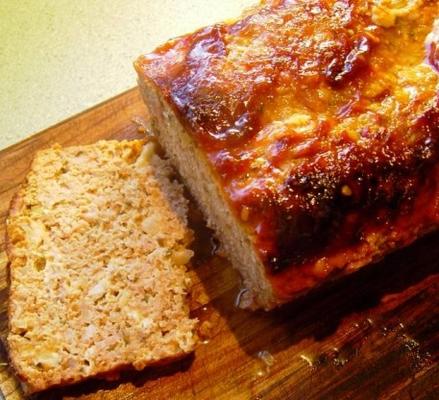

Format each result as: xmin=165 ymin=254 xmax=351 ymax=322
xmin=371 ymin=0 xmax=423 ymax=27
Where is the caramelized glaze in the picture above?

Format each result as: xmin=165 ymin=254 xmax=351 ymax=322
xmin=137 ymin=0 xmax=439 ymax=301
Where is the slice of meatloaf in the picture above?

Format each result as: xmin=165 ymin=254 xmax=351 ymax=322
xmin=6 ymin=140 xmax=197 ymax=393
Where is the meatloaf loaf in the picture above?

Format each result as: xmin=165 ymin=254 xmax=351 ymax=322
xmin=135 ymin=0 xmax=439 ymax=309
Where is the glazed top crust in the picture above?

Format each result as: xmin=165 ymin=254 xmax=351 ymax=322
xmin=137 ymin=0 xmax=439 ymax=297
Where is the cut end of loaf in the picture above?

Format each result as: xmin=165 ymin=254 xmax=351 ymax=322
xmin=6 ymin=139 xmax=197 ymax=394
xmin=136 ymin=77 xmax=279 ymax=310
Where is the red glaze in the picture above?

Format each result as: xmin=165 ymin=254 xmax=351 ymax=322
xmin=136 ymin=0 xmax=439 ymax=301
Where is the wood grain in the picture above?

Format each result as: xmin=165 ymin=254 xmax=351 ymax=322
xmin=0 ymin=88 xmax=438 ymax=400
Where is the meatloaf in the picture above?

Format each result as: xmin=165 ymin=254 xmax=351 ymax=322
xmin=135 ymin=0 xmax=439 ymax=309
xmin=6 ymin=140 xmax=196 ymax=393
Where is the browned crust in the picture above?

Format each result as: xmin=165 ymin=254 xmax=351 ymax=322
xmin=138 ymin=75 xmax=436 ymax=309
xmin=19 ymin=351 xmax=191 ymax=394
xmin=5 ymin=183 xmax=28 ymax=388
xmin=5 ymin=190 xmax=24 ymax=259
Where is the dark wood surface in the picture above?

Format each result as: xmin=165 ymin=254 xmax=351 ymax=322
xmin=0 ymin=88 xmax=437 ymax=400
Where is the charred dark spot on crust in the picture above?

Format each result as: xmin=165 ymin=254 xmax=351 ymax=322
xmin=266 ymin=111 xmax=439 ymax=273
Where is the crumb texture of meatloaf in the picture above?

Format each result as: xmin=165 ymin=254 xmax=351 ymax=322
xmin=136 ymin=0 xmax=439 ymax=309
xmin=6 ymin=140 xmax=197 ymax=394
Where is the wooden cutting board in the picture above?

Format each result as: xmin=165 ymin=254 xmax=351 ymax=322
xmin=0 ymin=88 xmax=437 ymax=400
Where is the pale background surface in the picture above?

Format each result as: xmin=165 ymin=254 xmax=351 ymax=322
xmin=0 ymin=0 xmax=254 ymax=150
